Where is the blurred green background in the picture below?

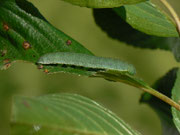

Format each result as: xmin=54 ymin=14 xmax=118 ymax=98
xmin=0 ymin=0 xmax=180 ymax=135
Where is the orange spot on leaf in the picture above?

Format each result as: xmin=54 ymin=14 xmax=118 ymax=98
xmin=66 ymin=40 xmax=72 ymax=46
xmin=3 ymin=23 xmax=9 ymax=31
xmin=44 ymin=69 xmax=49 ymax=73
xmin=3 ymin=58 xmax=10 ymax=64
xmin=23 ymin=41 xmax=31 ymax=50
xmin=1 ymin=50 xmax=7 ymax=57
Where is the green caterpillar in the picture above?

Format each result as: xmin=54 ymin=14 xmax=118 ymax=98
xmin=37 ymin=52 xmax=136 ymax=75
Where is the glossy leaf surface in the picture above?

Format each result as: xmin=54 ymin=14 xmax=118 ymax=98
xmin=0 ymin=0 xmax=93 ymax=75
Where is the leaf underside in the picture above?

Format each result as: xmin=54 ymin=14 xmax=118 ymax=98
xmin=11 ymin=93 xmax=141 ymax=135
xmin=61 ymin=0 xmax=146 ymax=8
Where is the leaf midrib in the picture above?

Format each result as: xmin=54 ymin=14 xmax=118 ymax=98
xmin=11 ymin=121 xmax=104 ymax=135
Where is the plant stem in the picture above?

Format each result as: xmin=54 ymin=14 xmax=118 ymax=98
xmin=125 ymin=81 xmax=180 ymax=111
xmin=160 ymin=0 xmax=180 ymax=35
xmin=96 ymin=72 xmax=180 ymax=111
xmin=158 ymin=0 xmax=180 ymax=110
xmin=120 ymin=79 xmax=180 ymax=111
xmin=138 ymin=86 xmax=180 ymax=111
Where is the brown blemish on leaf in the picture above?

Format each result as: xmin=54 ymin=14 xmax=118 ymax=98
xmin=38 ymin=65 xmax=43 ymax=69
xmin=3 ymin=58 xmax=10 ymax=64
xmin=1 ymin=50 xmax=7 ymax=57
xmin=23 ymin=41 xmax=31 ymax=50
xmin=23 ymin=100 xmax=30 ymax=108
xmin=44 ymin=69 xmax=49 ymax=73
xmin=3 ymin=23 xmax=9 ymax=31
xmin=4 ymin=63 xmax=11 ymax=69
xmin=2 ymin=59 xmax=11 ymax=69
xmin=66 ymin=40 xmax=72 ymax=46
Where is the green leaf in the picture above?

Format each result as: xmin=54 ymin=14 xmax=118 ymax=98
xmin=113 ymin=1 xmax=179 ymax=37
xmin=11 ymin=93 xmax=141 ymax=135
xmin=37 ymin=51 xmax=180 ymax=113
xmin=60 ymin=0 xmax=146 ymax=8
xmin=1 ymin=0 xmax=179 ymax=112
xmin=37 ymin=51 xmax=152 ymax=90
xmin=0 ymin=0 xmax=151 ymax=97
xmin=93 ymin=8 xmax=170 ymax=50
xmin=93 ymin=8 xmax=180 ymax=62
xmin=169 ymin=38 xmax=180 ymax=62
xmin=141 ymin=68 xmax=180 ymax=135
xmin=0 ymin=0 xmax=93 ymax=75
xmin=37 ymin=52 xmax=149 ymax=89
xmin=172 ymin=69 xmax=180 ymax=133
